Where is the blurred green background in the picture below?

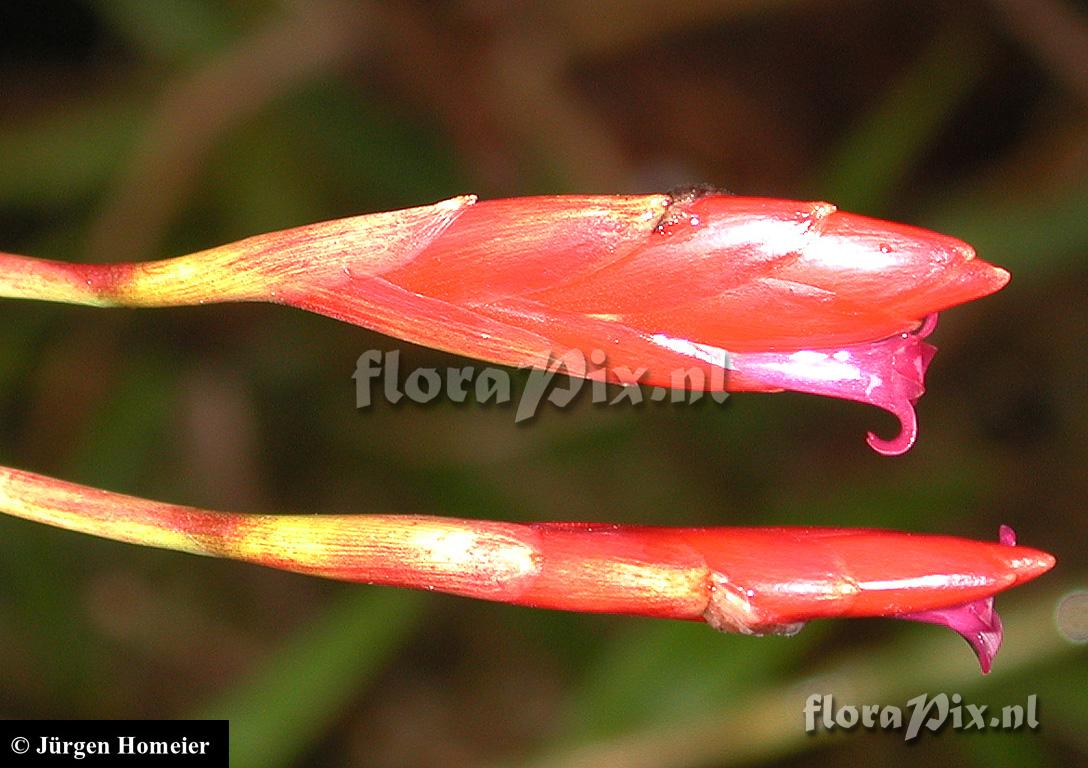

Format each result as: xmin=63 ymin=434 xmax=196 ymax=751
xmin=1 ymin=1 xmax=1086 ymax=766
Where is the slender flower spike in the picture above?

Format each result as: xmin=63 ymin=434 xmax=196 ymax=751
xmin=0 ymin=191 xmax=1008 ymax=453
xmin=0 ymin=466 xmax=1054 ymax=672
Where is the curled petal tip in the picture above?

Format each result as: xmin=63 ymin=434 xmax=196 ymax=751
xmin=865 ymin=400 xmax=918 ymax=456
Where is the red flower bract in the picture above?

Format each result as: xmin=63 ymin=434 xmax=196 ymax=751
xmin=0 ymin=191 xmax=1010 ymax=452
xmin=276 ymin=193 xmax=1008 ymax=453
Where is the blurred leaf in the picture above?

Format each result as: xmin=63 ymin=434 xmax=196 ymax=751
xmin=1019 ymin=660 xmax=1088 ymax=751
xmin=276 ymin=81 xmax=467 ymax=208
xmin=66 ymin=352 xmax=179 ymax=489
xmin=761 ymin=455 xmax=998 ymax=530
xmin=93 ymin=0 xmax=240 ymax=62
xmin=561 ymin=619 xmax=822 ymax=742
xmin=0 ymin=513 xmax=109 ymax=711
xmin=192 ymin=79 xmax=467 ymax=249
xmin=204 ymin=116 xmax=329 ymax=239
xmin=517 ymin=585 xmax=1081 ymax=768
xmin=924 ymin=180 xmax=1088 ymax=279
xmin=960 ymin=733 xmax=1049 ymax=768
xmin=0 ymin=98 xmax=145 ymax=208
xmin=197 ymin=587 xmax=426 ymax=768
xmin=816 ymin=28 xmax=989 ymax=213
xmin=0 ymin=307 xmax=52 ymax=405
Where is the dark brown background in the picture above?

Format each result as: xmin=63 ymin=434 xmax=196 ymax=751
xmin=1 ymin=1 xmax=1085 ymax=766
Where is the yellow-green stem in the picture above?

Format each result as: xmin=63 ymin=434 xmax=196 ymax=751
xmin=0 ymin=248 xmax=262 ymax=308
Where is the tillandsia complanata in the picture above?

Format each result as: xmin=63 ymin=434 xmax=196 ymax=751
xmin=0 ymin=188 xmax=1050 ymax=673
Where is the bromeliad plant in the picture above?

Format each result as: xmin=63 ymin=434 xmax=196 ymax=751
xmin=0 ymin=188 xmax=1053 ymax=671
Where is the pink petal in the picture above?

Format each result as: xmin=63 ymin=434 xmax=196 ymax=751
xmin=893 ymin=526 xmax=1019 ymax=673
xmin=728 ymin=314 xmax=938 ymax=455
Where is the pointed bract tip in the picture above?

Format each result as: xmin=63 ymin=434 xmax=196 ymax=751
xmin=996 ymin=525 xmax=1056 ymax=583
xmin=964 ymin=258 xmax=1011 ymax=296
xmin=1013 ymin=550 xmax=1058 ymax=580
